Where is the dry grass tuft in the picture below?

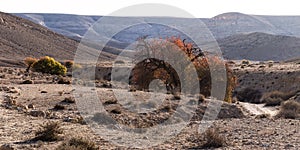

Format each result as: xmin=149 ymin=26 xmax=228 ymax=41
xmin=57 ymin=137 xmax=98 ymax=150
xmin=33 ymin=122 xmax=63 ymax=142
xmin=201 ymin=127 xmax=226 ymax=148
xmin=276 ymin=100 xmax=300 ymax=119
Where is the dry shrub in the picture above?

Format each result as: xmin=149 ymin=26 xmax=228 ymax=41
xmin=264 ymin=97 xmax=284 ymax=106
xmin=263 ymin=90 xmax=298 ymax=106
xmin=202 ymin=127 xmax=226 ymax=148
xmin=241 ymin=59 xmax=250 ymax=65
xmin=24 ymin=57 xmax=38 ymax=72
xmin=57 ymin=137 xmax=98 ymax=150
xmin=58 ymin=77 xmax=71 ymax=84
xmin=130 ymin=37 xmax=236 ymax=102
xmin=62 ymin=97 xmax=75 ymax=104
xmin=64 ymin=60 xmax=82 ymax=71
xmin=91 ymin=113 xmax=116 ymax=125
xmin=33 ymin=122 xmax=63 ymax=142
xmin=235 ymin=87 xmax=263 ymax=104
xmin=54 ymin=104 xmax=65 ymax=110
xmin=64 ymin=60 xmax=74 ymax=69
xmin=276 ymin=100 xmax=300 ymax=119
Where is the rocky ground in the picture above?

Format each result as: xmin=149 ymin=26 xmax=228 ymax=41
xmin=0 ymin=61 xmax=299 ymax=149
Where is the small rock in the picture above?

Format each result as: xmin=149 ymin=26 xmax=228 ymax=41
xmin=284 ymin=144 xmax=294 ymax=149
xmin=41 ymin=91 xmax=47 ymax=93
xmin=8 ymin=89 xmax=19 ymax=94
xmin=28 ymin=104 xmax=35 ymax=109
xmin=22 ymin=80 xmax=34 ymax=84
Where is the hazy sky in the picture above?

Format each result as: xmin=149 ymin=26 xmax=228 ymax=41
xmin=1 ymin=0 xmax=300 ymax=18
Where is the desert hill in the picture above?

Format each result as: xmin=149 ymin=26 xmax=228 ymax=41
xmin=0 ymin=12 xmax=114 ymax=67
xmin=218 ymin=32 xmax=300 ymax=61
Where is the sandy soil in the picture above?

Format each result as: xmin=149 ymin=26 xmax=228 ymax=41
xmin=0 ymin=62 xmax=299 ymax=149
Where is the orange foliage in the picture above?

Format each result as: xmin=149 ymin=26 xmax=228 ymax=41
xmin=131 ymin=37 xmax=236 ymax=102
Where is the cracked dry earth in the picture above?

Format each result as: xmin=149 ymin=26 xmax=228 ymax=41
xmin=0 ymin=66 xmax=299 ymax=149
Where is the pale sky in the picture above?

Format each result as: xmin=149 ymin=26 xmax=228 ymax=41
xmin=1 ymin=0 xmax=300 ymax=18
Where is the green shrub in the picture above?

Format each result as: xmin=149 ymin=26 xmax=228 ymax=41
xmin=32 ymin=56 xmax=67 ymax=75
xmin=57 ymin=137 xmax=98 ymax=150
xmin=33 ymin=121 xmax=63 ymax=142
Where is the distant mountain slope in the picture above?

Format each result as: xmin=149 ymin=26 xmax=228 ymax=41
xmin=13 ymin=12 xmax=300 ymax=61
xmin=0 ymin=12 xmax=114 ymax=67
xmin=218 ymin=32 xmax=300 ymax=61
xmin=14 ymin=12 xmax=300 ymax=41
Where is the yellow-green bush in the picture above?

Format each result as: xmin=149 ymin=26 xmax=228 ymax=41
xmin=32 ymin=56 xmax=67 ymax=75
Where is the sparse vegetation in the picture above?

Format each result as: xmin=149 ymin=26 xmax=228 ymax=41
xmin=276 ymin=100 xmax=300 ymax=119
xmin=263 ymin=90 xmax=298 ymax=106
xmin=32 ymin=56 xmax=67 ymax=75
xmin=57 ymin=137 xmax=98 ymax=150
xmin=264 ymin=97 xmax=283 ymax=106
xmin=201 ymin=127 xmax=226 ymax=148
xmin=33 ymin=122 xmax=63 ymax=142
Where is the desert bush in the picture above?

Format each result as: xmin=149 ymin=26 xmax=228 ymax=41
xmin=241 ymin=59 xmax=250 ymax=65
xmin=262 ymin=90 xmax=298 ymax=106
xmin=33 ymin=121 xmax=63 ymax=142
xmin=202 ymin=127 xmax=226 ymax=148
xmin=24 ymin=57 xmax=38 ymax=72
xmin=32 ymin=56 xmax=67 ymax=75
xmin=130 ymin=37 xmax=236 ymax=102
xmin=57 ymin=137 xmax=98 ymax=150
xmin=54 ymin=104 xmax=65 ymax=110
xmin=235 ymin=87 xmax=263 ymax=104
xmin=58 ymin=77 xmax=71 ymax=84
xmin=64 ymin=60 xmax=74 ymax=69
xmin=63 ymin=60 xmax=82 ymax=72
xmin=62 ymin=97 xmax=75 ymax=104
xmin=264 ymin=97 xmax=284 ymax=106
xmin=276 ymin=100 xmax=300 ymax=119
xmin=91 ymin=113 xmax=116 ymax=125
